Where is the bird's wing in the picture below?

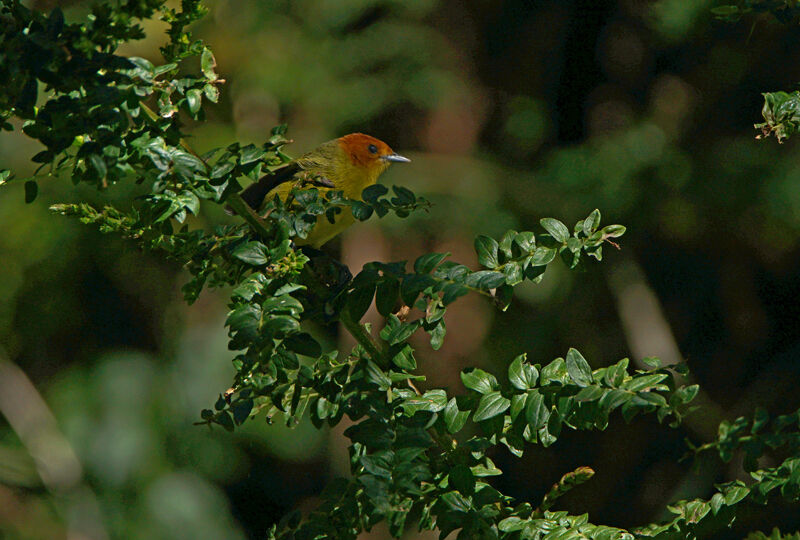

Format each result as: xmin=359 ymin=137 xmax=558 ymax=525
xmin=238 ymin=161 xmax=303 ymax=210
xmin=236 ymin=139 xmax=340 ymax=211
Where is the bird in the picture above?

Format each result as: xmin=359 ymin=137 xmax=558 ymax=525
xmin=237 ymin=133 xmax=410 ymax=248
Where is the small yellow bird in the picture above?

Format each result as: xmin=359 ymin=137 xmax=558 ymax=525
xmin=239 ymin=133 xmax=410 ymax=247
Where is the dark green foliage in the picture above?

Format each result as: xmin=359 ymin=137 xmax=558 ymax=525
xmin=712 ymin=1 xmax=800 ymax=24
xmin=746 ymin=529 xmax=800 ymax=540
xmin=2 ymin=2 xmax=798 ymax=538
xmin=715 ymin=4 xmax=800 ymax=143
xmin=635 ymin=407 xmax=800 ymax=538
xmin=756 ymin=91 xmax=800 ymax=142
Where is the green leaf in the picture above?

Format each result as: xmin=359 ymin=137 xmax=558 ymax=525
xmin=723 ymin=484 xmax=750 ymax=505
xmin=503 ymin=263 xmax=523 ymax=286
xmin=226 ymin=304 xmax=260 ymax=340
xmin=582 ymin=209 xmax=601 ymax=236
xmin=495 ymin=230 xmax=514 ymax=258
xmin=508 ymin=354 xmax=539 ymax=390
xmin=232 ymin=242 xmax=269 ymax=265
xmin=600 ymin=389 xmax=633 ymax=412
xmin=375 ymin=278 xmax=399 ymax=316
xmin=567 ymin=237 xmax=582 ymax=253
xmin=473 ymin=391 xmax=511 ymax=421
xmin=540 ymin=217 xmax=569 ymax=243
xmin=566 ymin=348 xmax=592 ymax=387
xmin=498 ymin=517 xmax=526 ymax=532
xmin=540 ymin=357 xmax=568 ymax=384
xmin=414 ymin=252 xmax=449 ymax=274
xmin=274 ymin=283 xmax=306 ymax=296
xmin=240 ymin=144 xmax=266 ymax=165
xmin=203 ymin=84 xmax=220 ymax=103
xmin=186 ymin=88 xmax=202 ymax=115
xmin=530 ymin=246 xmax=556 ymax=266
xmin=525 ymin=390 xmax=549 ymax=429
xmin=709 ymin=493 xmax=725 ymax=515
xmin=232 ymin=399 xmax=254 ymax=424
xmin=440 ymin=491 xmax=471 ymax=513
xmin=315 ymin=397 xmax=336 ymax=420
xmin=400 ymin=273 xmax=434 ymax=306
xmin=514 ymin=231 xmax=536 ymax=252
xmin=604 ymin=358 xmax=628 ymax=387
xmin=262 ymin=294 xmax=303 ymax=316
xmin=153 ymin=62 xmax=178 ymax=77
xmin=402 ymin=389 xmax=447 ymax=415
xmin=24 ymin=180 xmax=38 ymax=203
xmin=429 ymin=320 xmax=446 ymax=350
xmin=360 ymin=452 xmax=393 ymax=480
xmin=283 ymin=333 xmax=322 ymax=358
xmin=642 ymin=356 xmax=661 ymax=368
xmin=201 ymin=47 xmax=218 ymax=79
xmin=216 ymin=411 xmax=234 ymax=431
xmin=546 ymin=411 xmax=562 ymax=439
xmin=231 ymin=274 xmax=266 ymax=301
xmin=475 ymin=235 xmax=500 ymax=268
xmin=601 ymin=224 xmax=626 ymax=238
xmin=391 ymin=344 xmax=417 ymax=370
xmin=510 ymin=393 xmax=527 ymax=420
xmin=176 ymin=190 xmax=200 ymax=215
xmin=623 ymin=373 xmax=668 ymax=392
xmin=464 ymin=270 xmax=505 ymax=290
xmin=442 ymin=283 xmax=469 ymax=305
xmin=350 ymin=200 xmax=373 ymax=221
xmin=362 ymin=183 xmax=388 ymax=202
xmin=443 ymin=398 xmax=469 ymax=434
xmin=449 ymin=464 xmax=475 ymax=495
xmin=263 ymin=315 xmax=300 ymax=337
xmin=461 ymin=368 xmax=499 ymax=394
xmin=673 ymin=383 xmax=699 ymax=405
xmin=347 ymin=283 xmax=375 ymax=322
xmin=575 ymin=386 xmax=605 ymax=402
xmin=365 ymin=361 xmax=392 ymax=390
xmin=380 ymin=315 xmax=419 ymax=345
xmin=391 ymin=185 xmax=416 ymax=204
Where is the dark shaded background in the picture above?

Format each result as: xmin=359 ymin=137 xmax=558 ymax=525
xmin=2 ymin=0 xmax=800 ymax=538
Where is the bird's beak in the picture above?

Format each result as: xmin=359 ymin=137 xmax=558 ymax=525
xmin=382 ymin=153 xmax=411 ymax=163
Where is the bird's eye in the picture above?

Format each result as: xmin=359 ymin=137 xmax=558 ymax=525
xmin=368 ymin=144 xmax=378 ymax=154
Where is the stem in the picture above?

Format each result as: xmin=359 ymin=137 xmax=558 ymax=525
xmin=339 ymin=309 xmax=388 ymax=369
xmin=224 ymin=192 xmax=273 ymax=239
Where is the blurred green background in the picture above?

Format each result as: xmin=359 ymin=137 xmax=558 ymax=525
xmin=2 ymin=0 xmax=800 ymax=538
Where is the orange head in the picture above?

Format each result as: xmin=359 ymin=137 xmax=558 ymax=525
xmin=337 ymin=133 xmax=410 ymax=171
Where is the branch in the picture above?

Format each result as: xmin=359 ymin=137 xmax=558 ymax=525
xmin=224 ymin=192 xmax=274 ymax=239
xmin=339 ymin=309 xmax=388 ymax=369
xmin=532 ymin=466 xmax=595 ymax=516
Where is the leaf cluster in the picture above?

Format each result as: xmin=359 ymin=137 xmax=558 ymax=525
xmin=711 ymin=4 xmax=800 ymax=143
xmin=711 ymin=1 xmax=800 ymax=24
xmin=635 ymin=407 xmax=800 ymax=538
xmin=754 ymin=91 xmax=800 ymax=142
xmin=268 ymin=348 xmax=694 ymax=540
